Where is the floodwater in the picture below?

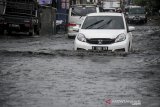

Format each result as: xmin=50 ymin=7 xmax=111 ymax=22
xmin=0 ymin=23 xmax=160 ymax=107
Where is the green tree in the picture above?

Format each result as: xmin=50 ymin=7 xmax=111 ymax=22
xmin=133 ymin=0 xmax=160 ymax=9
xmin=133 ymin=0 xmax=160 ymax=15
xmin=133 ymin=0 xmax=147 ymax=6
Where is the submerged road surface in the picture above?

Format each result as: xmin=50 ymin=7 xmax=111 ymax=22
xmin=0 ymin=22 xmax=160 ymax=107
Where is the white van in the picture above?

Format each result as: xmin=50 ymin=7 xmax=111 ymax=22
xmin=67 ymin=4 xmax=99 ymax=38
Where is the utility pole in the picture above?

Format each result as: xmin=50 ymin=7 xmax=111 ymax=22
xmin=120 ymin=0 xmax=124 ymax=10
xmin=80 ymin=0 xmax=82 ymax=4
xmin=69 ymin=0 xmax=76 ymax=5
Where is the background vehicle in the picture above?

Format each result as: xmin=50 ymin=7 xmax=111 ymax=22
xmin=102 ymin=0 xmax=120 ymax=12
xmin=74 ymin=13 xmax=135 ymax=53
xmin=0 ymin=0 xmax=41 ymax=36
xmin=125 ymin=6 xmax=147 ymax=24
xmin=67 ymin=4 xmax=99 ymax=38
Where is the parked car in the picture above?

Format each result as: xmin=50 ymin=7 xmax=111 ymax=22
xmin=125 ymin=6 xmax=147 ymax=24
xmin=0 ymin=0 xmax=41 ymax=36
xmin=67 ymin=4 xmax=99 ymax=38
xmin=74 ymin=13 xmax=135 ymax=53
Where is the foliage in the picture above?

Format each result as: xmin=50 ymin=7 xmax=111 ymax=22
xmin=133 ymin=0 xmax=160 ymax=9
xmin=132 ymin=0 xmax=147 ymax=6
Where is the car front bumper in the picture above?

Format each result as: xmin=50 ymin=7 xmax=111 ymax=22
xmin=74 ymin=38 xmax=129 ymax=52
xmin=128 ymin=18 xmax=147 ymax=23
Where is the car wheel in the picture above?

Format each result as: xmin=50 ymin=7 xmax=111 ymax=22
xmin=128 ymin=20 xmax=131 ymax=24
xmin=35 ymin=29 xmax=40 ymax=35
xmin=68 ymin=35 xmax=75 ymax=39
xmin=29 ymin=29 xmax=34 ymax=36
xmin=7 ymin=29 xmax=12 ymax=35
xmin=128 ymin=42 xmax=132 ymax=52
xmin=35 ymin=26 xmax=40 ymax=35
xmin=36 ymin=30 xmax=40 ymax=35
xmin=68 ymin=35 xmax=72 ymax=39
xmin=0 ymin=27 xmax=4 ymax=35
xmin=144 ymin=19 xmax=147 ymax=23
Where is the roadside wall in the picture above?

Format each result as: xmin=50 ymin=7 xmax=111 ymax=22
xmin=40 ymin=6 xmax=56 ymax=35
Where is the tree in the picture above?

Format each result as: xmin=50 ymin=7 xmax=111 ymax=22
xmin=132 ymin=0 xmax=147 ymax=6
xmin=133 ymin=0 xmax=160 ymax=9
xmin=133 ymin=0 xmax=160 ymax=15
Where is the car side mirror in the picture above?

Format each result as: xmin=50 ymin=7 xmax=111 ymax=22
xmin=128 ymin=26 xmax=135 ymax=32
xmin=73 ymin=25 xmax=80 ymax=32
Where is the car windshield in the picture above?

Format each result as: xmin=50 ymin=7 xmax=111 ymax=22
xmin=71 ymin=6 xmax=96 ymax=16
xmin=129 ymin=8 xmax=145 ymax=14
xmin=82 ymin=16 xmax=124 ymax=29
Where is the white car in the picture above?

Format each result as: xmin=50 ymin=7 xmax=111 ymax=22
xmin=74 ymin=13 xmax=135 ymax=52
xmin=67 ymin=4 xmax=99 ymax=38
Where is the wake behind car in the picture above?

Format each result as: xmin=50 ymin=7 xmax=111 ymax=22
xmin=74 ymin=13 xmax=135 ymax=53
xmin=67 ymin=4 xmax=99 ymax=38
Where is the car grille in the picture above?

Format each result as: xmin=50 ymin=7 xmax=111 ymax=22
xmin=86 ymin=38 xmax=115 ymax=45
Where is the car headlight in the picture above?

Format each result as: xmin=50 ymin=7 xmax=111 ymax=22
xmin=77 ymin=33 xmax=86 ymax=42
xmin=140 ymin=16 xmax=146 ymax=19
xmin=128 ymin=16 xmax=134 ymax=19
xmin=115 ymin=33 xmax=126 ymax=43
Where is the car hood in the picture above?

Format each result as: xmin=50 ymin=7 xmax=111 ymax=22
xmin=79 ymin=29 xmax=126 ymax=39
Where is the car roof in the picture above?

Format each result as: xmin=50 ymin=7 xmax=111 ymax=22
xmin=127 ymin=5 xmax=142 ymax=8
xmin=87 ymin=12 xmax=123 ymax=17
xmin=71 ymin=4 xmax=98 ymax=7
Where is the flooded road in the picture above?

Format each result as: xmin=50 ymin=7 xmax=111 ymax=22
xmin=0 ymin=22 xmax=160 ymax=107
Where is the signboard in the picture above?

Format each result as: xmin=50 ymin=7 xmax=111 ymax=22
xmin=38 ymin=0 xmax=52 ymax=5
xmin=103 ymin=1 xmax=120 ymax=9
xmin=61 ymin=0 xmax=69 ymax=9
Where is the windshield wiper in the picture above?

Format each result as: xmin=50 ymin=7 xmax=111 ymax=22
xmin=97 ymin=19 xmax=112 ymax=29
xmin=85 ymin=20 xmax=104 ymax=29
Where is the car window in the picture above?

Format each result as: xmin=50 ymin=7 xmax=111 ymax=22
xmin=82 ymin=16 xmax=124 ymax=29
xmin=71 ymin=6 xmax=96 ymax=16
xmin=129 ymin=8 xmax=145 ymax=14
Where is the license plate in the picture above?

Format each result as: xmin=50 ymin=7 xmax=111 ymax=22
xmin=92 ymin=46 xmax=108 ymax=51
